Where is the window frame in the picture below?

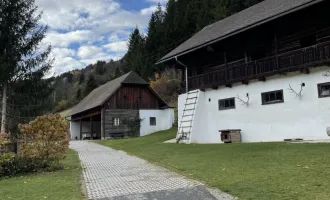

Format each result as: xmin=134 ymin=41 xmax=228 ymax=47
xmin=261 ymin=90 xmax=284 ymax=105
xmin=317 ymin=82 xmax=330 ymax=98
xmin=218 ymin=98 xmax=236 ymax=110
xmin=113 ymin=117 xmax=120 ymax=126
xmin=150 ymin=117 xmax=156 ymax=126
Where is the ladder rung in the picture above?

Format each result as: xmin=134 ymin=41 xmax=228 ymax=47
xmin=188 ymin=91 xmax=199 ymax=94
xmin=184 ymin=109 xmax=194 ymax=111
xmin=182 ymin=114 xmax=193 ymax=117
xmin=181 ymin=120 xmax=193 ymax=123
xmin=185 ymin=103 xmax=196 ymax=105
xmin=181 ymin=126 xmax=192 ymax=128
xmin=187 ymin=97 xmax=198 ymax=100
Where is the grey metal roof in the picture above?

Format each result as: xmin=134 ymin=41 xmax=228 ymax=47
xmin=70 ymin=71 xmax=149 ymax=116
xmin=158 ymin=0 xmax=323 ymax=63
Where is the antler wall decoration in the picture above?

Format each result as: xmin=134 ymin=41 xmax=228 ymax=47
xmin=288 ymin=83 xmax=305 ymax=99
xmin=236 ymin=93 xmax=250 ymax=107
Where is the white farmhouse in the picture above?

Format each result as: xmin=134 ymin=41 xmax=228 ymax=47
xmin=157 ymin=0 xmax=330 ymax=143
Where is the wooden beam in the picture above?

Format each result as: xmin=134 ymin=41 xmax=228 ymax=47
xmin=300 ymin=67 xmax=310 ymax=74
xmin=242 ymin=80 xmax=249 ymax=85
xmin=275 ymin=34 xmax=279 ymax=72
xmin=224 ymin=52 xmax=228 ymax=84
xmin=212 ymin=85 xmax=218 ymax=90
xmin=258 ymin=76 xmax=266 ymax=82
xmin=101 ymin=108 xmax=105 ymax=139
xmin=90 ymin=116 xmax=93 ymax=140
xmin=225 ymin=84 xmax=232 ymax=88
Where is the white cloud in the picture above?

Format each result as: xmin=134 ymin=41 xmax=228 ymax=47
xmin=44 ymin=30 xmax=94 ymax=47
xmin=140 ymin=6 xmax=158 ymax=15
xmin=146 ymin=0 xmax=168 ymax=3
xmin=52 ymin=48 xmax=76 ymax=58
xmin=77 ymin=46 xmax=105 ymax=59
xmin=77 ymin=45 xmax=111 ymax=65
xmin=103 ymin=41 xmax=128 ymax=52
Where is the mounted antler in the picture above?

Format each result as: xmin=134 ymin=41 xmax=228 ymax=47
xmin=288 ymin=83 xmax=305 ymax=99
xmin=236 ymin=93 xmax=249 ymax=107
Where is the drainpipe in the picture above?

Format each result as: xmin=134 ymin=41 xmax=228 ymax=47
xmin=175 ymin=56 xmax=188 ymax=93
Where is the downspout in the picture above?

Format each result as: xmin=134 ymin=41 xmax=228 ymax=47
xmin=174 ymin=56 xmax=188 ymax=93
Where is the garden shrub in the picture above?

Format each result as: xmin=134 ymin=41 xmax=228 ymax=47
xmin=0 ymin=156 xmax=63 ymax=177
xmin=18 ymin=114 xmax=70 ymax=162
xmin=0 ymin=114 xmax=68 ymax=177
xmin=0 ymin=132 xmax=9 ymax=153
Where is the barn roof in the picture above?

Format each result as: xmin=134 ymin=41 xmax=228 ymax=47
xmin=157 ymin=0 xmax=324 ymax=64
xmin=70 ymin=71 xmax=151 ymax=116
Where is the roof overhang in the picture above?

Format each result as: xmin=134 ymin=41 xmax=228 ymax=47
xmin=156 ymin=0 xmax=324 ymax=65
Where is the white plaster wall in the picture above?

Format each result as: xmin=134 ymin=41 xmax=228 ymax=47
xmin=70 ymin=121 xmax=101 ymax=140
xmin=70 ymin=121 xmax=80 ymax=140
xmin=139 ymin=109 xmax=175 ymax=136
xmin=178 ymin=66 xmax=330 ymax=143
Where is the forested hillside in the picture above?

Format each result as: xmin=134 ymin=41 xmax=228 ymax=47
xmin=52 ymin=0 xmax=264 ymax=112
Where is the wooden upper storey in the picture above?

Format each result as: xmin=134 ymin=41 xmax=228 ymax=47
xmin=103 ymin=85 xmax=167 ymax=109
xmin=172 ymin=1 xmax=330 ymax=91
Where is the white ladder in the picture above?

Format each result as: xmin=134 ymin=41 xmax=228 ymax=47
xmin=177 ymin=90 xmax=199 ymax=143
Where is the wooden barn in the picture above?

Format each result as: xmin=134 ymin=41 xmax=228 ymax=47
xmin=68 ymin=71 xmax=174 ymax=140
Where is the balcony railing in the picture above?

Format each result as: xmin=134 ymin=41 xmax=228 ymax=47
xmin=186 ymin=41 xmax=330 ymax=91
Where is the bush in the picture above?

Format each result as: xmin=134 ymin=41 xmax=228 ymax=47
xmin=0 ymin=156 xmax=63 ymax=177
xmin=18 ymin=114 xmax=69 ymax=162
xmin=0 ymin=132 xmax=9 ymax=153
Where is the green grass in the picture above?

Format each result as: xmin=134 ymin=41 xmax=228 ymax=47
xmin=97 ymin=128 xmax=330 ymax=200
xmin=0 ymin=149 xmax=85 ymax=200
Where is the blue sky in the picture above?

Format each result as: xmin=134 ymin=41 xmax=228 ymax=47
xmin=35 ymin=0 xmax=168 ymax=76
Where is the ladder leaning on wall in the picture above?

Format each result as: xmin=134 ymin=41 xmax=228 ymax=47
xmin=177 ymin=90 xmax=199 ymax=143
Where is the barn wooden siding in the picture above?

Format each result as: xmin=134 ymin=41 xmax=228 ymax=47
xmin=104 ymin=109 xmax=139 ymax=137
xmin=104 ymin=86 xmax=163 ymax=109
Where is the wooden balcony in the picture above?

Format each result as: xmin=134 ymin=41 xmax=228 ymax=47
xmin=186 ymin=41 xmax=330 ymax=91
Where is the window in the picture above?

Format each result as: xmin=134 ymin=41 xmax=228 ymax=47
xmin=150 ymin=117 xmax=156 ymax=126
xmin=261 ymin=90 xmax=284 ymax=105
xmin=113 ymin=118 xmax=120 ymax=126
xmin=218 ymin=98 xmax=235 ymax=110
xmin=318 ymin=82 xmax=330 ymax=98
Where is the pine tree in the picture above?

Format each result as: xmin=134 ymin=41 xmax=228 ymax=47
xmin=125 ymin=27 xmax=149 ymax=79
xmin=84 ymin=75 xmax=97 ymax=96
xmin=76 ymin=88 xmax=82 ymax=100
xmin=114 ymin=67 xmax=121 ymax=79
xmin=0 ymin=0 xmax=52 ymax=133
xmin=79 ymin=73 xmax=85 ymax=84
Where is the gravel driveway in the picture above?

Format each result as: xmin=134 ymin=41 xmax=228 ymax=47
xmin=70 ymin=141 xmax=235 ymax=200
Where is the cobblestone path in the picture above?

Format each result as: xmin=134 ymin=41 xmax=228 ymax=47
xmin=70 ymin=141 xmax=235 ymax=200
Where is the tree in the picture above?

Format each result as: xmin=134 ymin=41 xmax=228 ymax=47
xmin=76 ymin=88 xmax=82 ymax=100
xmin=114 ymin=67 xmax=121 ymax=79
xmin=84 ymin=75 xmax=97 ymax=96
xmin=125 ymin=27 xmax=149 ymax=79
xmin=79 ymin=73 xmax=85 ymax=84
xmin=0 ymin=0 xmax=52 ymax=133
xmin=95 ymin=60 xmax=106 ymax=75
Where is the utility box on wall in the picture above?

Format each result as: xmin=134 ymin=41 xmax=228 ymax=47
xmin=219 ymin=129 xmax=242 ymax=143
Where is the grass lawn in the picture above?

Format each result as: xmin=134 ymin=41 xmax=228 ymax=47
xmin=0 ymin=149 xmax=85 ymax=200
xmin=97 ymin=128 xmax=330 ymax=200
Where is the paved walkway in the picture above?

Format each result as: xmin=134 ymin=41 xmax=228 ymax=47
xmin=70 ymin=141 xmax=235 ymax=200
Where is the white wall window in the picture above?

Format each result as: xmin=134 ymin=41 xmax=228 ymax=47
xmin=261 ymin=90 xmax=284 ymax=105
xmin=318 ymin=82 xmax=330 ymax=98
xmin=150 ymin=117 xmax=156 ymax=126
xmin=218 ymin=98 xmax=235 ymax=110
xmin=113 ymin=118 xmax=120 ymax=126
